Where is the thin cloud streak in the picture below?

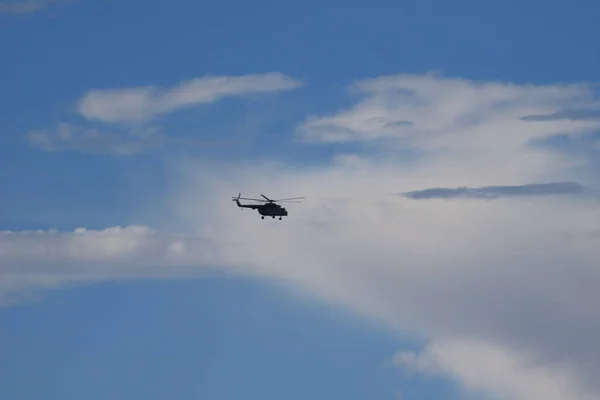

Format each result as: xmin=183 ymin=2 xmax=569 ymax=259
xmin=0 ymin=0 xmax=74 ymax=13
xmin=521 ymin=108 xmax=600 ymax=121
xmin=26 ymin=123 xmax=249 ymax=155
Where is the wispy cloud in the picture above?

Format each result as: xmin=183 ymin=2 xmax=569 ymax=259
xmin=27 ymin=124 xmax=163 ymax=155
xmin=25 ymin=72 xmax=299 ymax=155
xmin=26 ymin=123 xmax=246 ymax=155
xmin=0 ymin=0 xmax=73 ymax=14
xmin=76 ymin=72 xmax=303 ymax=124
xmin=400 ymin=182 xmax=588 ymax=200
xmin=296 ymin=73 xmax=600 ymax=156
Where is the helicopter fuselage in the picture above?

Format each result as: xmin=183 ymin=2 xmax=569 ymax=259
xmin=258 ymin=204 xmax=288 ymax=216
xmin=235 ymin=199 xmax=288 ymax=218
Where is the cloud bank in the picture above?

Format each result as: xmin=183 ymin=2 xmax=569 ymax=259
xmin=394 ymin=340 xmax=597 ymax=400
xmin=6 ymin=73 xmax=600 ymax=400
xmin=164 ymin=73 xmax=600 ymax=400
xmin=0 ymin=225 xmax=225 ymax=306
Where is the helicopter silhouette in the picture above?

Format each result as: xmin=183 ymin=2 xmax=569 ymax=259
xmin=232 ymin=193 xmax=304 ymax=220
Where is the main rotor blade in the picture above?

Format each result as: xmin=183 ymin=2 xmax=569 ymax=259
xmin=260 ymin=194 xmax=272 ymax=201
xmin=273 ymin=197 xmax=305 ymax=201
xmin=238 ymin=197 xmax=267 ymax=202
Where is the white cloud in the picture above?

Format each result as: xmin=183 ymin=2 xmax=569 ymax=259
xmin=76 ymin=72 xmax=303 ymax=124
xmin=297 ymin=73 xmax=599 ymax=149
xmin=0 ymin=225 xmax=225 ymax=305
xmin=394 ymin=340 xmax=597 ymax=400
xmin=4 ymin=73 xmax=600 ymax=399
xmin=162 ymin=73 xmax=600 ymax=399
xmin=26 ymin=72 xmax=300 ymax=155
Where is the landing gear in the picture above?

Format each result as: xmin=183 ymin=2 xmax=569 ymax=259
xmin=279 ymin=217 xmax=282 ymax=220
xmin=261 ymin=216 xmax=264 ymax=219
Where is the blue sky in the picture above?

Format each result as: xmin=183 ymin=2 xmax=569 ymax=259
xmin=1 ymin=277 xmax=448 ymax=400
xmin=2 ymin=1 xmax=600 ymax=399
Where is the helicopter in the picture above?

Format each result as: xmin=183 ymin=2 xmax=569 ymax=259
xmin=232 ymin=193 xmax=304 ymax=220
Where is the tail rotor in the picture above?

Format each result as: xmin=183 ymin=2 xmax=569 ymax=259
xmin=232 ymin=193 xmax=242 ymax=209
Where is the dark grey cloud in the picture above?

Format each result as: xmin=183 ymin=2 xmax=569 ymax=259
xmin=521 ymin=108 xmax=600 ymax=121
xmin=400 ymin=182 xmax=588 ymax=200
xmin=365 ymin=117 xmax=413 ymax=129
